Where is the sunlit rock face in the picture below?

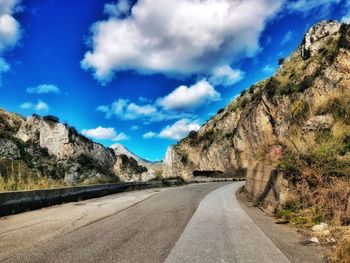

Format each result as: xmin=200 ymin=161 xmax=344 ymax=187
xmin=163 ymin=20 xmax=350 ymax=210
xmin=3 ymin=114 xmax=151 ymax=184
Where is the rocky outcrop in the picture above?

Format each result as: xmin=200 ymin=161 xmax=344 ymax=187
xmin=17 ymin=115 xmax=115 ymax=168
xmin=111 ymin=143 xmax=163 ymax=176
xmin=0 ymin=138 xmax=20 ymax=159
xmin=15 ymin=115 xmax=117 ymax=183
xmin=0 ymin=111 xmax=155 ymax=189
xmin=163 ymin=21 xmax=350 ymax=211
xmin=301 ymin=20 xmax=340 ymax=59
xmin=114 ymin=154 xmax=155 ymax=182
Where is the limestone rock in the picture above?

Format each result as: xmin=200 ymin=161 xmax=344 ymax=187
xmin=302 ymin=115 xmax=334 ymax=132
xmin=163 ymin=20 xmax=350 ymax=211
xmin=0 ymin=138 xmax=20 ymax=159
xmin=312 ymin=223 xmax=329 ymax=232
xmin=301 ymin=20 xmax=341 ymax=59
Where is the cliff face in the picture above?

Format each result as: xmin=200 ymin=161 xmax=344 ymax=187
xmin=0 ymin=112 xmax=152 ymax=190
xmin=15 ymin=115 xmax=117 ymax=184
xmin=163 ymin=21 xmax=350 ymax=210
xmin=111 ymin=143 xmax=162 ymax=177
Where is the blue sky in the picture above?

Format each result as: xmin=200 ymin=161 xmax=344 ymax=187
xmin=0 ymin=0 xmax=349 ymax=161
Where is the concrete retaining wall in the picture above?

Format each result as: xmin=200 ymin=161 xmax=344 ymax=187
xmin=245 ymin=161 xmax=289 ymax=213
xmin=0 ymin=180 xmax=182 ymax=217
xmin=0 ymin=178 xmax=240 ymax=217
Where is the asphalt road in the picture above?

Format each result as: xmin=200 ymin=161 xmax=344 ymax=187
xmin=0 ymin=182 xmax=291 ymax=263
xmin=165 ymin=183 xmax=290 ymax=263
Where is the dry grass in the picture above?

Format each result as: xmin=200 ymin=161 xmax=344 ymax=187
xmin=315 ymin=91 xmax=350 ymax=124
xmin=0 ymin=175 xmax=65 ymax=191
xmin=331 ymin=229 xmax=350 ymax=263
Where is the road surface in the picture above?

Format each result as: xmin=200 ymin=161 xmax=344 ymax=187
xmin=0 ymin=182 xmax=292 ymax=263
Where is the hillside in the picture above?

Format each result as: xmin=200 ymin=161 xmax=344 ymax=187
xmin=163 ymin=20 xmax=350 ymax=227
xmin=0 ymin=111 xmax=154 ymax=191
xmin=110 ymin=143 xmax=163 ymax=173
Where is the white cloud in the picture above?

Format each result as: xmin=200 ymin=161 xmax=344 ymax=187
xmin=159 ymin=119 xmax=201 ymax=140
xmin=143 ymin=119 xmax=201 ymax=140
xmin=97 ymin=79 xmax=219 ymax=122
xmin=81 ymin=126 xmax=128 ymax=141
xmin=19 ymin=102 xmax=32 ymax=109
xmin=82 ymin=0 xmax=283 ymax=82
xmin=19 ymin=100 xmax=49 ymax=112
xmin=0 ymin=14 xmax=20 ymax=53
xmin=0 ymin=0 xmax=22 ymax=81
xmin=113 ymin=132 xmax=129 ymax=141
xmin=143 ymin=131 xmax=157 ymax=139
xmin=98 ymin=99 xmax=158 ymax=120
xmin=97 ymin=98 xmax=195 ymax=123
xmin=157 ymin=80 xmax=220 ymax=111
xmin=27 ymin=84 xmax=60 ymax=94
xmin=104 ymin=0 xmax=130 ymax=17
xmin=281 ymin=30 xmax=294 ymax=45
xmin=286 ymin=0 xmax=341 ymax=13
xmin=35 ymin=100 xmax=49 ymax=111
xmin=209 ymin=65 xmax=244 ymax=87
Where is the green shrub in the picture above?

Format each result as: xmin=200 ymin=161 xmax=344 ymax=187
xmin=217 ymin=108 xmax=224 ymax=114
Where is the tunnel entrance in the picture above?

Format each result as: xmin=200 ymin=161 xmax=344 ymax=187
xmin=193 ymin=170 xmax=225 ymax=178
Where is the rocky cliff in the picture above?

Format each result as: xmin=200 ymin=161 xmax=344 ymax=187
xmin=163 ymin=20 xmax=350 ymax=211
xmin=111 ymin=143 xmax=163 ymax=174
xmin=0 ymin=112 xmax=152 ymax=190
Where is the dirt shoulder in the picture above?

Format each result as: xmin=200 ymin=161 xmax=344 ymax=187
xmin=236 ymin=190 xmax=329 ymax=263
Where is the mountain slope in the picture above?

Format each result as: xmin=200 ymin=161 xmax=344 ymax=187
xmin=111 ymin=143 xmax=163 ymax=173
xmin=0 ymin=112 xmax=154 ymax=191
xmin=163 ymin=20 xmax=350 ymax=215
xmin=111 ymin=143 xmax=152 ymax=165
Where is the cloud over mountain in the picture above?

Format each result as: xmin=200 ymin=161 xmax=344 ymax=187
xmin=143 ymin=119 xmax=201 ymax=141
xmin=157 ymin=80 xmax=220 ymax=111
xmin=81 ymin=126 xmax=128 ymax=141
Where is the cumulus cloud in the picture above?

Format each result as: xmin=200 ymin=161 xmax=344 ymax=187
xmin=97 ymin=79 xmax=221 ymax=123
xmin=158 ymin=119 xmax=201 ymax=140
xmin=209 ymin=66 xmax=244 ymax=87
xmin=143 ymin=131 xmax=157 ymax=139
xmin=19 ymin=102 xmax=32 ymax=109
xmin=81 ymin=126 xmax=128 ymax=141
xmin=19 ymin=100 xmax=49 ymax=112
xmin=157 ymin=80 xmax=220 ymax=111
xmin=27 ymin=84 xmax=60 ymax=94
xmin=97 ymin=98 xmax=194 ymax=123
xmin=97 ymin=99 xmax=157 ymax=120
xmin=0 ymin=2 xmax=21 ymax=53
xmin=36 ymin=100 xmax=49 ymax=111
xmin=0 ymin=0 xmax=22 ymax=81
xmin=82 ymin=0 xmax=283 ymax=82
xmin=104 ymin=0 xmax=130 ymax=17
xmin=143 ymin=119 xmax=201 ymax=140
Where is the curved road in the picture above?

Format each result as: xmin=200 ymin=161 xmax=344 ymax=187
xmin=0 ymin=182 xmax=290 ymax=263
